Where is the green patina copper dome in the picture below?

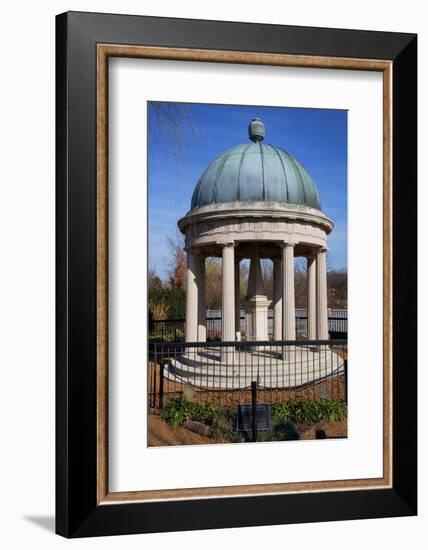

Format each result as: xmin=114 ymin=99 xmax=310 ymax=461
xmin=190 ymin=118 xmax=322 ymax=211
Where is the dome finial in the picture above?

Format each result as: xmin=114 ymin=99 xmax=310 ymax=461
xmin=249 ymin=117 xmax=265 ymax=142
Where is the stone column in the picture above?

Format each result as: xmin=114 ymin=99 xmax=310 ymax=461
xmin=221 ymin=242 xmax=236 ymax=346
xmin=235 ymin=257 xmax=241 ymax=340
xmin=316 ymin=247 xmax=329 ymax=340
xmin=307 ymin=253 xmax=317 ymax=341
xmin=185 ymin=248 xmax=198 ymax=343
xmin=197 ymin=254 xmax=206 ymax=342
xmin=282 ymin=243 xmax=296 ymax=341
xmin=273 ymin=258 xmax=282 ymax=341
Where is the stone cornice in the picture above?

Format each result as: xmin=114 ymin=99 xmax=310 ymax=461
xmin=178 ymin=201 xmax=333 ymax=235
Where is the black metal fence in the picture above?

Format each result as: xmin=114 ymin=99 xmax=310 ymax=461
xmin=148 ymin=339 xmax=347 ymax=409
xmin=149 ymin=318 xmax=185 ymax=342
xmin=150 ymin=311 xmax=347 ymax=342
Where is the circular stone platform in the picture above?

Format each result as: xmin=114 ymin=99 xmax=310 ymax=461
xmin=164 ymin=346 xmax=344 ymax=390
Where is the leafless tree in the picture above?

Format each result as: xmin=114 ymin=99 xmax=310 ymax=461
xmin=149 ymin=101 xmax=198 ymax=159
xmin=166 ymin=231 xmax=186 ymax=291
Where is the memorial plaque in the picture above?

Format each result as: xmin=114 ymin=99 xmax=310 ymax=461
xmin=236 ymin=403 xmax=271 ymax=432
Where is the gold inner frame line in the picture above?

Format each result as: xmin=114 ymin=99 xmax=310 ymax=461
xmin=96 ymin=43 xmax=393 ymax=505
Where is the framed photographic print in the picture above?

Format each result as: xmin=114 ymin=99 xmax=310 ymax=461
xmin=56 ymin=11 xmax=417 ymax=538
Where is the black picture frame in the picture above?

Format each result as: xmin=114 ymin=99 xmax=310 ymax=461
xmin=56 ymin=11 xmax=417 ymax=538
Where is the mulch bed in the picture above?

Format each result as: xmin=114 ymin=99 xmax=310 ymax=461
xmin=299 ymin=419 xmax=347 ymax=440
xmin=148 ymin=414 xmax=227 ymax=446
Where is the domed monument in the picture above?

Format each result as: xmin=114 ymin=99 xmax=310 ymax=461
xmin=170 ymin=118 xmax=342 ymax=388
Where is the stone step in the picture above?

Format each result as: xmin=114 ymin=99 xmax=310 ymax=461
xmin=171 ymin=350 xmax=339 ymax=373
xmin=165 ymin=366 xmax=344 ymax=390
xmin=165 ymin=351 xmax=344 ymax=389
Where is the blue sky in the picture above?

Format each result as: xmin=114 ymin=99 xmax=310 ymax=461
xmin=148 ymin=102 xmax=347 ymax=280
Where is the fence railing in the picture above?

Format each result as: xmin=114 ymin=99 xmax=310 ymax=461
xmin=148 ymin=339 xmax=347 ymax=409
xmin=149 ymin=318 xmax=185 ymax=342
xmin=150 ymin=311 xmax=347 ymax=342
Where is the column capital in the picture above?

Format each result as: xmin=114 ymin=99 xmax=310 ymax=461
xmin=317 ymin=246 xmax=328 ymax=254
xmin=279 ymin=241 xmax=296 ymax=249
xmin=217 ymin=240 xmax=235 ymax=248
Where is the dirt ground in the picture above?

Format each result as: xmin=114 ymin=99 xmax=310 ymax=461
xmin=148 ymin=414 xmax=224 ymax=446
xmin=148 ymin=414 xmax=347 ymax=446
xmin=299 ymin=419 xmax=347 ymax=439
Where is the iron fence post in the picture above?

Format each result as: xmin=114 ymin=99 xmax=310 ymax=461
xmin=152 ymin=344 xmax=158 ymax=408
xmin=251 ymin=381 xmax=257 ymax=443
xmin=152 ymin=364 xmax=157 ymax=408
xmin=344 ymin=358 xmax=348 ymax=404
xmin=159 ymin=362 xmax=164 ymax=409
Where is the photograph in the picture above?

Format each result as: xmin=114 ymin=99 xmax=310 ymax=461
xmin=0 ymin=0 xmax=421 ymax=545
xmin=147 ymin=101 xmax=348 ymax=446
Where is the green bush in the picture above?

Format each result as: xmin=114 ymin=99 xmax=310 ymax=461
xmin=159 ymin=398 xmax=242 ymax=441
xmin=319 ymin=398 xmax=347 ymax=422
xmin=159 ymin=397 xmax=347 ymax=440
xmin=271 ymin=398 xmax=347 ymax=424
xmin=257 ymin=418 xmax=300 ymax=442
xmin=159 ymin=397 xmax=217 ymax=428
xmin=210 ymin=409 xmax=242 ymax=442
